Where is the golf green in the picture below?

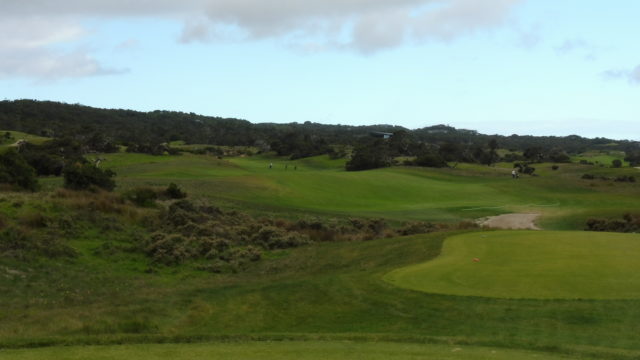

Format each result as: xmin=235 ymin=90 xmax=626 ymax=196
xmin=384 ymin=231 xmax=640 ymax=299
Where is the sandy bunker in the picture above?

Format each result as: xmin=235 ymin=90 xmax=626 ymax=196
xmin=479 ymin=213 xmax=540 ymax=230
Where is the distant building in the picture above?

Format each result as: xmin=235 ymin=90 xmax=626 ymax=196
xmin=370 ymin=131 xmax=393 ymax=139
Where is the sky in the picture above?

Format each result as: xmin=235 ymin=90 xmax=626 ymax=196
xmin=1 ymin=0 xmax=638 ymax=140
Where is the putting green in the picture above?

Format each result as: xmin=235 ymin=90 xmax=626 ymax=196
xmin=384 ymin=231 xmax=640 ymax=299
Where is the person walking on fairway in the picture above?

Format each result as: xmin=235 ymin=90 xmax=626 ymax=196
xmin=511 ymin=169 xmax=516 ymax=179
xmin=269 ymin=162 xmax=273 ymax=169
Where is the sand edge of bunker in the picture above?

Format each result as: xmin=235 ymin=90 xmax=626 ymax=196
xmin=477 ymin=213 xmax=541 ymax=230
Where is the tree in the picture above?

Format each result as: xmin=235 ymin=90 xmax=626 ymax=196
xmin=0 ymin=150 xmax=38 ymax=191
xmin=523 ymin=147 xmax=544 ymax=162
xmin=486 ymin=139 xmax=499 ymax=166
xmin=414 ymin=151 xmax=448 ymax=168
xmin=547 ymin=147 xmax=570 ymax=163
xmin=345 ymin=139 xmax=392 ymax=171
xmin=63 ymin=162 xmax=116 ymax=191
xmin=624 ymin=151 xmax=640 ymax=167
xmin=612 ymin=159 xmax=623 ymax=168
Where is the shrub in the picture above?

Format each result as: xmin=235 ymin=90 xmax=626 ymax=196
xmin=581 ymin=174 xmax=595 ymax=180
xmin=124 ymin=187 xmax=158 ymax=207
xmin=0 ymin=150 xmax=38 ymax=191
xmin=615 ymin=175 xmax=636 ymax=183
xmin=345 ymin=140 xmax=392 ymax=171
xmin=586 ymin=214 xmax=640 ymax=233
xmin=165 ymin=183 xmax=187 ymax=199
xmin=397 ymin=221 xmax=437 ymax=236
xmin=63 ymin=163 xmax=116 ymax=191
xmin=612 ymin=159 xmax=623 ymax=168
xmin=551 ymin=165 xmax=559 ymax=171
xmin=414 ymin=152 xmax=448 ymax=168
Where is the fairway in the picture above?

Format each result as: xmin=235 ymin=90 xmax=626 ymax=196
xmin=0 ymin=341 xmax=581 ymax=360
xmin=96 ymin=153 xmax=640 ymax=227
xmin=385 ymin=231 xmax=640 ymax=299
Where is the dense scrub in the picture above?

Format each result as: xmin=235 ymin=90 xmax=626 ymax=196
xmin=586 ymin=213 xmax=640 ymax=233
xmin=0 ymin=186 xmax=472 ymax=273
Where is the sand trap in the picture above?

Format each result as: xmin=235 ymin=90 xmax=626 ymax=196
xmin=478 ymin=213 xmax=540 ymax=230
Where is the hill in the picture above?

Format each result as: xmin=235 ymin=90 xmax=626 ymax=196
xmin=2 ymin=100 xmax=637 ymax=155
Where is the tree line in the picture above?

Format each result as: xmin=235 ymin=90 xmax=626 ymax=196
xmin=3 ymin=100 xmax=636 ymax=154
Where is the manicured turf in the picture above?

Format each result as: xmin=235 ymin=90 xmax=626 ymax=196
xmin=385 ymin=231 xmax=640 ymax=299
xmin=97 ymin=153 xmax=640 ymax=227
xmin=0 ymin=341 xmax=580 ymax=360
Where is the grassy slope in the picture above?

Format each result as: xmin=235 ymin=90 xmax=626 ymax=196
xmin=384 ymin=231 xmax=640 ymax=299
xmin=572 ymin=150 xmax=627 ymax=167
xmin=0 ymin=131 xmax=50 ymax=153
xmin=3 ymin=229 xmax=640 ymax=358
xmin=94 ymin=153 xmax=640 ymax=228
xmin=0 ymin=341 xmax=583 ymax=360
xmin=4 ymin=152 xmax=640 ymax=359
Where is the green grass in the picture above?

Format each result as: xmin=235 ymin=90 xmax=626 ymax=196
xmin=4 ymin=229 xmax=640 ymax=358
xmin=0 ymin=341 xmax=583 ymax=360
xmin=3 ymin=151 xmax=640 ymax=359
xmin=572 ymin=150 xmax=627 ymax=167
xmin=384 ymin=231 xmax=640 ymax=299
xmin=0 ymin=131 xmax=50 ymax=153
xmin=95 ymin=153 xmax=640 ymax=228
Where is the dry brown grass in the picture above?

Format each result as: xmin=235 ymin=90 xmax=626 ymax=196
xmin=50 ymin=188 xmax=148 ymax=223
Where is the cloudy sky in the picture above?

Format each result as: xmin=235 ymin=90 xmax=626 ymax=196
xmin=1 ymin=0 xmax=638 ymax=139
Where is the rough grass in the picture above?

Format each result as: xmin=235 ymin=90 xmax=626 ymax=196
xmin=0 ymin=341 xmax=583 ymax=360
xmin=384 ymin=231 xmax=640 ymax=299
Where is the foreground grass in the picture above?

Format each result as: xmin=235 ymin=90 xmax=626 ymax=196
xmin=4 ymin=229 xmax=640 ymax=358
xmin=384 ymin=231 xmax=640 ymax=299
xmin=0 ymin=341 xmax=582 ymax=360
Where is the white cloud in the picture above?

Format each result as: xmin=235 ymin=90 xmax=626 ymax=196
xmin=2 ymin=0 xmax=524 ymax=49
xmin=0 ymin=16 xmax=125 ymax=79
xmin=554 ymin=38 xmax=598 ymax=60
xmin=0 ymin=0 xmax=524 ymax=78
xmin=603 ymin=65 xmax=640 ymax=85
xmin=0 ymin=47 xmax=127 ymax=80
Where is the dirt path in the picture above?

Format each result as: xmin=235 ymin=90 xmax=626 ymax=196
xmin=478 ymin=213 xmax=541 ymax=230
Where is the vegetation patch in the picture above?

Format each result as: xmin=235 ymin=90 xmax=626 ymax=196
xmin=0 ymin=341 xmax=584 ymax=360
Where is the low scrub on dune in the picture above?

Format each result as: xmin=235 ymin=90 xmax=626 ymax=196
xmin=586 ymin=213 xmax=640 ymax=233
xmin=1 ymin=183 xmax=476 ymax=273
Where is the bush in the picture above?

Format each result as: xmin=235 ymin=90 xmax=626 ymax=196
xmin=124 ymin=187 xmax=158 ymax=207
xmin=581 ymin=174 xmax=595 ymax=180
xmin=612 ymin=159 xmax=623 ymax=168
xmin=414 ymin=152 xmax=448 ymax=168
xmin=615 ymin=175 xmax=636 ymax=183
xmin=586 ymin=214 xmax=640 ymax=233
xmin=345 ymin=140 xmax=392 ymax=171
xmin=0 ymin=150 xmax=39 ymax=191
xmin=551 ymin=165 xmax=559 ymax=171
xmin=397 ymin=221 xmax=437 ymax=236
xmin=63 ymin=163 xmax=116 ymax=191
xmin=165 ymin=183 xmax=187 ymax=199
